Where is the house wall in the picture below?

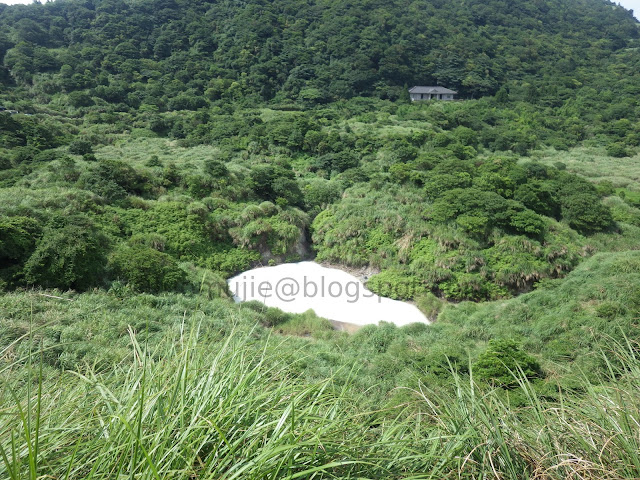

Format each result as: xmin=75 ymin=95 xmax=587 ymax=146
xmin=410 ymin=93 xmax=455 ymax=101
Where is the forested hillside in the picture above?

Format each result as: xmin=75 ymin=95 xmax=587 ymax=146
xmin=0 ymin=0 xmax=638 ymax=102
xmin=2 ymin=0 xmax=640 ymax=478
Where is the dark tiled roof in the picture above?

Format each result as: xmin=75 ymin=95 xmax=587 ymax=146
xmin=409 ymin=86 xmax=457 ymax=94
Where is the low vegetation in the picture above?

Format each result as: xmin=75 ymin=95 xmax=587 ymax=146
xmin=2 ymin=0 xmax=640 ymax=476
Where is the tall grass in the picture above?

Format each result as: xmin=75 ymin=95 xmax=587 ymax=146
xmin=0 ymin=326 xmax=400 ymax=479
xmin=533 ymin=147 xmax=640 ymax=192
xmin=407 ymin=351 xmax=640 ymax=480
xmin=3 ymin=321 xmax=640 ymax=479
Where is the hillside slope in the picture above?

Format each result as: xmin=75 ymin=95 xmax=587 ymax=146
xmin=2 ymin=0 xmax=640 ymax=477
xmin=0 ymin=0 xmax=638 ymax=103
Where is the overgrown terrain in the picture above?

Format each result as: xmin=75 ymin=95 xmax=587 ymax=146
xmin=1 ymin=0 xmax=640 ymax=477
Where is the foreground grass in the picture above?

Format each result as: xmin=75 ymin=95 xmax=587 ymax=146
xmin=3 ymin=325 xmax=640 ymax=479
xmin=0 ymin=329 xmax=399 ymax=479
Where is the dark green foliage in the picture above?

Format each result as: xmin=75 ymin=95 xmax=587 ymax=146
xmin=606 ymin=142 xmax=631 ymax=158
xmin=0 ymin=113 xmax=62 ymax=150
xmin=514 ymin=181 xmax=560 ymax=218
xmin=250 ymin=163 xmax=303 ymax=207
xmin=78 ymin=159 xmax=149 ymax=201
xmin=22 ymin=216 xmax=109 ymax=290
xmin=0 ymin=215 xmax=41 ymax=287
xmin=68 ymin=139 xmax=93 ymax=156
xmin=0 ymin=0 xmax=636 ymax=104
xmin=0 ymin=216 xmax=40 ymax=263
xmin=494 ymin=87 xmax=509 ymax=104
xmin=302 ymin=179 xmax=342 ymax=216
xmin=203 ymin=159 xmax=228 ymax=178
xmin=146 ymin=155 xmax=162 ymax=167
xmin=109 ymin=244 xmax=187 ymax=293
xmin=11 ymin=146 xmax=39 ymax=166
xmin=473 ymin=339 xmax=543 ymax=388
xmin=68 ymin=91 xmax=94 ymax=108
xmin=431 ymin=188 xmax=545 ymax=237
xmin=312 ymin=152 xmax=359 ymax=175
xmin=561 ymin=193 xmax=615 ymax=234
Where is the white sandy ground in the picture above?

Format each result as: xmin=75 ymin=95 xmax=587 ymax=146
xmin=228 ymin=261 xmax=429 ymax=327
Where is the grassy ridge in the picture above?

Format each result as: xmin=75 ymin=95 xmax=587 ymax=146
xmin=2 ymin=250 xmax=639 ymax=400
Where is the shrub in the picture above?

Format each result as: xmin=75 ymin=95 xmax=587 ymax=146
xmin=415 ymin=292 xmax=443 ymax=319
xmin=507 ymin=209 xmax=545 ymax=236
xmin=109 ymin=244 xmax=187 ymax=293
xmin=23 ymin=217 xmax=109 ymax=290
xmin=514 ymin=181 xmax=560 ymax=218
xmin=473 ymin=339 xmax=543 ymax=388
xmin=367 ymin=270 xmax=426 ymax=300
xmin=67 ymin=91 xmax=94 ymax=108
xmin=68 ymin=139 xmax=94 ymax=155
xmin=146 ymin=155 xmax=162 ymax=167
xmin=303 ymin=179 xmax=342 ymax=214
xmin=251 ymin=164 xmax=304 ymax=207
xmin=11 ymin=146 xmax=39 ymax=165
xmin=561 ymin=194 xmax=614 ymax=234
xmin=606 ymin=142 xmax=630 ymax=158
xmin=0 ymin=216 xmax=41 ymax=264
xmin=0 ymin=216 xmax=41 ymax=286
xmin=204 ymin=158 xmax=228 ymax=178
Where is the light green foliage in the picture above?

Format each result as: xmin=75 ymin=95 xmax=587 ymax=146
xmin=534 ymin=147 xmax=640 ymax=193
xmin=111 ymin=201 xmax=215 ymax=260
xmin=206 ymin=247 xmax=261 ymax=276
xmin=228 ymin=203 xmax=309 ymax=257
xmin=603 ymin=196 xmax=640 ymax=227
xmin=302 ymin=178 xmax=342 ymax=216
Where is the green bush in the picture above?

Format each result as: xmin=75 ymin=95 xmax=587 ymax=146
xmin=367 ymin=270 xmax=426 ymax=300
xmin=473 ymin=339 xmax=543 ymax=388
xmin=0 ymin=215 xmax=41 ymax=286
xmin=606 ymin=142 xmax=631 ymax=158
xmin=561 ymin=193 xmax=614 ymax=233
xmin=109 ymin=244 xmax=187 ymax=293
xmin=0 ymin=215 xmax=41 ymax=264
xmin=68 ymin=139 xmax=94 ymax=155
xmin=23 ymin=217 xmax=109 ymax=290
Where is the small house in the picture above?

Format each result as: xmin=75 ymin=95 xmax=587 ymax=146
xmin=409 ymin=86 xmax=457 ymax=101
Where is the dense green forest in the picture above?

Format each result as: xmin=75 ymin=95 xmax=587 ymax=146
xmin=1 ymin=0 xmax=640 ymax=477
xmin=0 ymin=0 xmax=637 ymax=101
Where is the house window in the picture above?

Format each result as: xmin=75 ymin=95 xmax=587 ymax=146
xmin=420 ymin=94 xmax=424 ymax=99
